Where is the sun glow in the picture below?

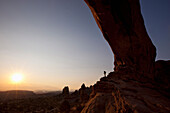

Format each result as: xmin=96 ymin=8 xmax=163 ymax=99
xmin=11 ymin=73 xmax=23 ymax=83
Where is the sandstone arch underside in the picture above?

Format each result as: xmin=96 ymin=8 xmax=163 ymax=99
xmin=85 ymin=0 xmax=156 ymax=78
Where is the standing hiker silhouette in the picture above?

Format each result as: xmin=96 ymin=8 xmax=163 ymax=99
xmin=104 ymin=71 xmax=106 ymax=77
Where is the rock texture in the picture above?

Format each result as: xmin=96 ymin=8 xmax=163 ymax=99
xmin=82 ymin=92 xmax=134 ymax=113
xmin=155 ymin=60 xmax=170 ymax=91
xmin=81 ymin=0 xmax=170 ymax=113
xmin=82 ymin=72 xmax=170 ymax=113
xmin=84 ymin=0 xmax=156 ymax=78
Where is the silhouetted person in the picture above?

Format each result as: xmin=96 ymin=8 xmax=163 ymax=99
xmin=104 ymin=71 xmax=106 ymax=77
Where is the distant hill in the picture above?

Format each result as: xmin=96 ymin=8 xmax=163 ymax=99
xmin=34 ymin=90 xmax=62 ymax=95
xmin=0 ymin=90 xmax=36 ymax=101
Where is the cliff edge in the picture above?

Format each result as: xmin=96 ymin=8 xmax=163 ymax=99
xmin=81 ymin=0 xmax=170 ymax=112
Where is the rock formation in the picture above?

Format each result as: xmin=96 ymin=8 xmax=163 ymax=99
xmin=62 ymin=85 xmax=92 ymax=113
xmin=82 ymin=90 xmax=135 ymax=113
xmin=79 ymin=83 xmax=90 ymax=102
xmin=59 ymin=100 xmax=70 ymax=113
xmin=62 ymin=86 xmax=69 ymax=97
xmin=81 ymin=0 xmax=170 ymax=113
xmin=82 ymin=71 xmax=170 ymax=113
xmin=84 ymin=0 xmax=156 ymax=79
xmin=155 ymin=60 xmax=170 ymax=90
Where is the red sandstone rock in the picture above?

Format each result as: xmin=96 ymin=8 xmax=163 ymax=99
xmin=81 ymin=0 xmax=170 ymax=113
xmin=155 ymin=60 xmax=170 ymax=90
xmin=82 ymin=72 xmax=170 ymax=113
xmin=84 ymin=0 xmax=156 ymax=78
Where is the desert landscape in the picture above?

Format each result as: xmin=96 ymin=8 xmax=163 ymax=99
xmin=0 ymin=0 xmax=170 ymax=113
xmin=0 ymin=84 xmax=92 ymax=113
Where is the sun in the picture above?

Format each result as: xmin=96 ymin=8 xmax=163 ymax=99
xmin=11 ymin=73 xmax=23 ymax=83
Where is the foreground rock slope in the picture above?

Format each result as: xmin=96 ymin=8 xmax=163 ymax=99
xmin=81 ymin=71 xmax=170 ymax=113
xmin=81 ymin=0 xmax=170 ymax=113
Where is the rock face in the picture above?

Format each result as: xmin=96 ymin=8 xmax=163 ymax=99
xmin=82 ymin=92 xmax=134 ymax=113
xmin=82 ymin=72 xmax=170 ymax=113
xmin=84 ymin=0 xmax=156 ymax=78
xmin=81 ymin=0 xmax=170 ymax=113
xmin=155 ymin=60 xmax=170 ymax=91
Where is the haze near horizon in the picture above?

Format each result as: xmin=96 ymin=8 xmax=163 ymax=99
xmin=0 ymin=0 xmax=169 ymax=91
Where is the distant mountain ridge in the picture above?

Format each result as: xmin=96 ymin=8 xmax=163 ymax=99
xmin=34 ymin=90 xmax=61 ymax=95
xmin=0 ymin=90 xmax=36 ymax=100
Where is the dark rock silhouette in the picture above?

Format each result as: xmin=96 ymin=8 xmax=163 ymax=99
xmin=62 ymin=85 xmax=92 ymax=113
xmin=59 ymin=100 xmax=70 ymax=113
xmin=82 ymin=0 xmax=170 ymax=113
xmin=84 ymin=0 xmax=156 ymax=79
xmin=79 ymin=83 xmax=89 ymax=102
xmin=81 ymin=83 xmax=86 ymax=89
xmin=155 ymin=60 xmax=170 ymax=91
xmin=62 ymin=86 xmax=69 ymax=97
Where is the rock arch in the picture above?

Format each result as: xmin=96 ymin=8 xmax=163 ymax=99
xmin=84 ymin=0 xmax=156 ymax=78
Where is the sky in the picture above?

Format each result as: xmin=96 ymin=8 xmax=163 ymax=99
xmin=0 ymin=0 xmax=169 ymax=91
